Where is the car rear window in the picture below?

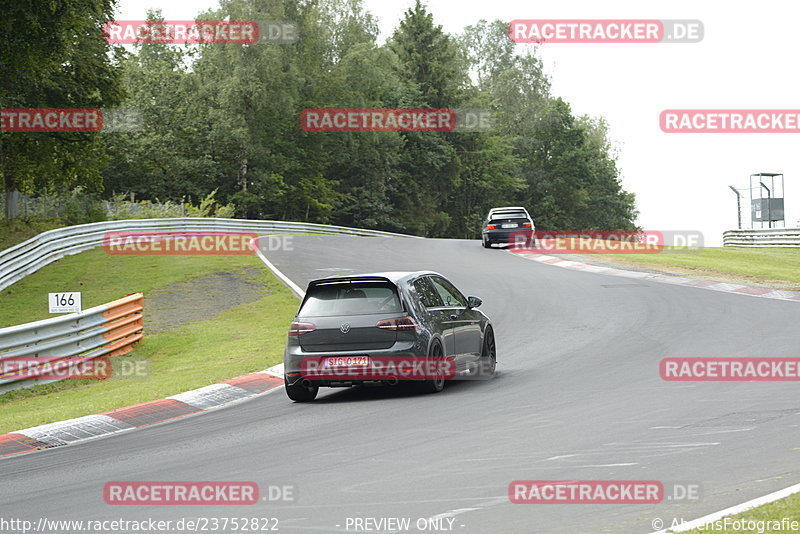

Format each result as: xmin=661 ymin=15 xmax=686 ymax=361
xmin=300 ymin=281 xmax=403 ymax=316
xmin=491 ymin=210 xmax=528 ymax=220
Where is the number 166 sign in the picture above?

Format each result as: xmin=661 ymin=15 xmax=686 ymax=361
xmin=49 ymin=292 xmax=82 ymax=313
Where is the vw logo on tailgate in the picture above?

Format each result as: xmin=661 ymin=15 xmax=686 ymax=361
xmin=340 ymin=323 xmax=351 ymax=334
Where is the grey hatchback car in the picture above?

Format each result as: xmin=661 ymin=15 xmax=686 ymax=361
xmin=283 ymin=271 xmax=496 ymax=402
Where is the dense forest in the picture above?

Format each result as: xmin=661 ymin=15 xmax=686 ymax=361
xmin=1 ymin=0 xmax=638 ymax=238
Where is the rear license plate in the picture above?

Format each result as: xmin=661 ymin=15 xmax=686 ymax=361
xmin=501 ymin=223 xmax=518 ymax=228
xmin=322 ymin=356 xmax=370 ymax=367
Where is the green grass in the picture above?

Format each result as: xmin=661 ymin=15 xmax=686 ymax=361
xmin=0 ymin=248 xmax=278 ymax=326
xmin=675 ymin=492 xmax=800 ymax=533
xmin=589 ymin=247 xmax=800 ymax=288
xmin=0 ymin=218 xmax=64 ymax=251
xmin=0 ymin=248 xmax=299 ymax=434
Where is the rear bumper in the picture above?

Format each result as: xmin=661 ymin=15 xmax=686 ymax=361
xmin=284 ymin=341 xmax=421 ymax=387
xmin=482 ymin=229 xmax=535 ymax=244
xmin=285 ymin=376 xmax=400 ymax=387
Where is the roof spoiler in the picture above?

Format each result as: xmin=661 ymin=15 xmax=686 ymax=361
xmin=308 ymin=276 xmax=394 ymax=287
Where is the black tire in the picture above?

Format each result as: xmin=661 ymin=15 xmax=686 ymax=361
xmin=476 ymin=327 xmax=496 ymax=378
xmin=482 ymin=236 xmax=491 ymax=248
xmin=418 ymin=342 xmax=446 ymax=394
xmin=285 ymin=379 xmax=318 ymax=402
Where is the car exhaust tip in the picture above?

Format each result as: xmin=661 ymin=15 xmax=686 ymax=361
xmin=301 ymin=379 xmax=313 ymax=388
xmin=385 ymin=377 xmax=399 ymax=386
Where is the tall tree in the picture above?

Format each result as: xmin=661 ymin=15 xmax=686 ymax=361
xmin=390 ymin=0 xmax=463 ymax=108
xmin=0 ymin=0 xmax=126 ymax=217
xmin=103 ymin=11 xmax=219 ymax=202
xmin=386 ymin=1 xmax=466 ymax=236
xmin=96 ymin=2 xmax=638 ymax=235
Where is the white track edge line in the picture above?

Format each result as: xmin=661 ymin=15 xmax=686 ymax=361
xmin=251 ymin=237 xmax=305 ymax=299
xmin=650 ymin=481 xmax=800 ymax=533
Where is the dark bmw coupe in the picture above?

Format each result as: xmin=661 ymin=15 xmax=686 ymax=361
xmin=283 ymin=271 xmax=496 ymax=402
xmin=481 ymin=206 xmax=535 ymax=248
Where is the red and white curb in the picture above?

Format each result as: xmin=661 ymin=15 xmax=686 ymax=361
xmin=0 ymin=238 xmax=298 ymax=460
xmin=0 ymin=366 xmax=285 ymax=459
xmin=511 ymin=251 xmax=800 ymax=303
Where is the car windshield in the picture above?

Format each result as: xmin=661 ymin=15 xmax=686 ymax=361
xmin=299 ymin=281 xmax=402 ymax=316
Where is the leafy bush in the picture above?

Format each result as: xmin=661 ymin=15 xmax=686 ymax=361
xmin=104 ymin=189 xmax=235 ymax=220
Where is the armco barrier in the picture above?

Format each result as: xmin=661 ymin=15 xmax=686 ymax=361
xmin=723 ymin=228 xmax=800 ymax=247
xmin=0 ymin=218 xmax=416 ymax=292
xmin=0 ymin=293 xmax=144 ymax=394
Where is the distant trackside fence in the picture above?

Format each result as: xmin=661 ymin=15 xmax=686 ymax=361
xmin=723 ymin=228 xmax=800 ymax=247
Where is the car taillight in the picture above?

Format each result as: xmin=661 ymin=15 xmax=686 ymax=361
xmin=289 ymin=321 xmax=316 ymax=336
xmin=486 ymin=224 xmax=498 ymax=229
xmin=376 ymin=316 xmax=420 ymax=331
xmin=522 ymin=222 xmax=533 ymax=228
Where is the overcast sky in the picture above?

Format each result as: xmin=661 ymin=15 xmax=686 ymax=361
xmin=114 ymin=0 xmax=800 ymax=245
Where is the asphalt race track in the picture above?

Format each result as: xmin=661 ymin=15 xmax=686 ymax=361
xmin=2 ymin=235 xmax=800 ymax=534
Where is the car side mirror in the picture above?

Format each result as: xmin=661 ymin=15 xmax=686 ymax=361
xmin=467 ymin=296 xmax=482 ymax=308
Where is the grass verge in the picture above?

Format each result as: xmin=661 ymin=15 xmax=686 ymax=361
xmin=0 ymin=248 xmax=298 ymax=434
xmin=0 ymin=218 xmax=64 ymax=251
xmin=586 ymin=247 xmax=800 ymax=289
xmin=675 ymin=491 xmax=800 ymax=533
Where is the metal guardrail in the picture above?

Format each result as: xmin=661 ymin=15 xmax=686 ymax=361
xmin=723 ymin=228 xmax=800 ymax=247
xmin=0 ymin=219 xmax=411 ymax=394
xmin=0 ymin=218 xmax=416 ymax=292
xmin=0 ymin=293 xmax=144 ymax=394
